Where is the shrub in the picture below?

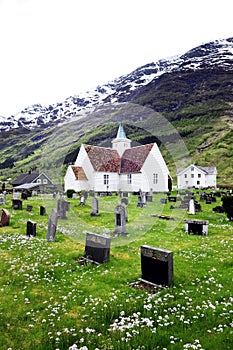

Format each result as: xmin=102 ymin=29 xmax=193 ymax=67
xmin=66 ymin=189 xmax=76 ymax=198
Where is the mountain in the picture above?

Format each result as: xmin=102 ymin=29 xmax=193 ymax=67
xmin=1 ymin=37 xmax=232 ymax=131
xmin=0 ymin=37 xmax=232 ymax=186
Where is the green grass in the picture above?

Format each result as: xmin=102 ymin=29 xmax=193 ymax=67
xmin=0 ymin=191 xmax=232 ymax=349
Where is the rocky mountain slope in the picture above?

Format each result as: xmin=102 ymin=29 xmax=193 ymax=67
xmin=0 ymin=37 xmax=232 ymax=185
xmin=1 ymin=37 xmax=232 ymax=131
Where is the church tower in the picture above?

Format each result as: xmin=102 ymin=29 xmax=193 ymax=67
xmin=111 ymin=123 xmax=131 ymax=157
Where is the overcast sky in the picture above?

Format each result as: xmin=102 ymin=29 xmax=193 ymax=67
xmin=0 ymin=0 xmax=232 ymax=117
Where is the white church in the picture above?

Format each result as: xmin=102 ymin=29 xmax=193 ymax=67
xmin=64 ymin=124 xmax=171 ymax=193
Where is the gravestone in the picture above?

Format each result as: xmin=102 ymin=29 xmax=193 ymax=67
xmin=168 ymin=196 xmax=177 ymax=202
xmin=26 ymin=205 xmax=33 ymax=212
xmin=160 ymin=198 xmax=167 ymax=204
xmin=40 ymin=206 xmax=46 ymax=216
xmin=0 ymin=208 xmax=10 ymax=227
xmin=13 ymin=192 xmax=21 ymax=199
xmin=84 ymin=232 xmax=111 ymax=264
xmin=140 ymin=245 xmax=173 ymax=287
xmin=184 ymin=219 xmax=209 ymax=235
xmin=80 ymin=195 xmax=86 ymax=206
xmin=12 ymin=199 xmax=23 ymax=210
xmin=46 ymin=209 xmax=58 ymax=242
xmin=72 ymin=192 xmax=77 ymax=199
xmin=57 ymin=198 xmax=67 ymax=219
xmin=21 ymin=192 xmax=28 ymax=200
xmin=90 ymin=197 xmax=99 ymax=216
xmin=189 ymin=199 xmax=195 ymax=215
xmin=26 ymin=220 xmax=36 ymax=237
xmin=121 ymin=197 xmax=128 ymax=206
xmin=114 ymin=204 xmax=127 ymax=235
xmin=146 ymin=194 xmax=153 ymax=202
xmin=0 ymin=194 xmax=6 ymax=205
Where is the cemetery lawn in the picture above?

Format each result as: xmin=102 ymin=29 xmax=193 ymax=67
xmin=0 ymin=192 xmax=232 ymax=350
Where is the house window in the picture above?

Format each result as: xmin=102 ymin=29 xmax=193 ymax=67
xmin=198 ymin=174 xmax=201 ymax=178
xmin=191 ymin=174 xmax=194 ymax=178
xmin=127 ymin=174 xmax=132 ymax=184
xmin=184 ymin=174 xmax=187 ymax=178
xmin=153 ymin=173 xmax=158 ymax=184
xmin=43 ymin=179 xmax=48 ymax=184
xmin=197 ymin=181 xmax=200 ymax=185
xmin=103 ymin=174 xmax=109 ymax=185
xmin=37 ymin=179 xmax=41 ymax=184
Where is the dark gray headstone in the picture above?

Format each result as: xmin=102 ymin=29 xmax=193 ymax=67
xmin=12 ymin=199 xmax=23 ymax=210
xmin=121 ymin=198 xmax=128 ymax=206
xmin=26 ymin=220 xmax=36 ymax=237
xmin=46 ymin=209 xmax=58 ymax=242
xmin=26 ymin=205 xmax=33 ymax=212
xmin=57 ymin=198 xmax=67 ymax=219
xmin=160 ymin=198 xmax=167 ymax=204
xmin=90 ymin=197 xmax=99 ymax=216
xmin=84 ymin=232 xmax=111 ymax=264
xmin=40 ymin=206 xmax=46 ymax=216
xmin=146 ymin=194 xmax=153 ymax=202
xmin=114 ymin=204 xmax=127 ymax=235
xmin=184 ymin=219 xmax=208 ymax=235
xmin=140 ymin=245 xmax=173 ymax=287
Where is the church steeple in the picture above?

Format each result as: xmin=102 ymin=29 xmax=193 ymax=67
xmin=112 ymin=123 xmax=131 ymax=157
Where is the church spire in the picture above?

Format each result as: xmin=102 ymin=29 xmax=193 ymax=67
xmin=116 ymin=123 xmax=127 ymax=139
xmin=112 ymin=123 xmax=131 ymax=156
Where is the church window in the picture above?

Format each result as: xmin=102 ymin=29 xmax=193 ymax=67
xmin=103 ymin=174 xmax=109 ymax=185
xmin=127 ymin=174 xmax=132 ymax=184
xmin=153 ymin=173 xmax=158 ymax=184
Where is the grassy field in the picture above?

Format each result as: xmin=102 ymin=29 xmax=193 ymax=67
xmin=0 ymin=191 xmax=232 ymax=350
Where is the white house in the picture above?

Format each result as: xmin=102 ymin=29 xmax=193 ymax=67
xmin=64 ymin=124 xmax=171 ymax=193
xmin=177 ymin=164 xmax=217 ymax=189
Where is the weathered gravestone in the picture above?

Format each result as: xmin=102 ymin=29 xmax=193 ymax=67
xmin=12 ymin=199 xmax=23 ymax=210
xmin=40 ymin=206 xmax=46 ymax=216
xmin=121 ymin=197 xmax=129 ymax=206
xmin=140 ymin=245 xmax=174 ymax=287
xmin=84 ymin=232 xmax=111 ymax=264
xmin=0 ymin=194 xmax=6 ymax=206
xmin=160 ymin=198 xmax=167 ymax=204
xmin=26 ymin=220 xmax=36 ymax=237
xmin=57 ymin=198 xmax=67 ymax=219
xmin=184 ymin=219 xmax=209 ymax=235
xmin=26 ymin=205 xmax=33 ymax=212
xmin=114 ymin=204 xmax=127 ymax=235
xmin=146 ymin=194 xmax=153 ymax=202
xmin=189 ymin=199 xmax=195 ymax=215
xmin=0 ymin=208 xmax=10 ymax=227
xmin=21 ymin=192 xmax=28 ymax=200
xmin=13 ymin=192 xmax=21 ymax=199
xmin=46 ymin=209 xmax=58 ymax=242
xmin=90 ymin=197 xmax=99 ymax=216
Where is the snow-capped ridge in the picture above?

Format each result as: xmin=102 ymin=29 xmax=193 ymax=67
xmin=1 ymin=37 xmax=233 ymax=131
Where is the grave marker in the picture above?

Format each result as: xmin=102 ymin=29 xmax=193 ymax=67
xmin=40 ymin=206 xmax=46 ymax=216
xmin=90 ymin=197 xmax=99 ymax=216
xmin=140 ymin=245 xmax=173 ymax=287
xmin=26 ymin=220 xmax=36 ymax=237
xmin=46 ymin=209 xmax=58 ymax=242
xmin=12 ymin=199 xmax=23 ymax=210
xmin=84 ymin=232 xmax=111 ymax=264
xmin=0 ymin=209 xmax=10 ymax=227
xmin=114 ymin=204 xmax=127 ymax=235
xmin=184 ymin=219 xmax=209 ymax=235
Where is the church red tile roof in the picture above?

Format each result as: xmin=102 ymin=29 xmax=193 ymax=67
xmin=84 ymin=143 xmax=154 ymax=173
xmin=120 ymin=144 xmax=154 ymax=173
xmin=72 ymin=166 xmax=88 ymax=180
xmin=84 ymin=145 xmax=120 ymax=172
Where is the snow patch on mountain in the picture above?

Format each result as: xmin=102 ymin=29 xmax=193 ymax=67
xmin=1 ymin=37 xmax=232 ymax=131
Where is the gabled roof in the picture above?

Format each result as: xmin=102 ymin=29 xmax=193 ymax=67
xmin=12 ymin=172 xmax=40 ymax=186
xmin=84 ymin=145 xmax=120 ymax=172
xmin=120 ymin=144 xmax=154 ymax=173
xmin=177 ymin=164 xmax=217 ymax=175
xmin=72 ymin=166 xmax=88 ymax=180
